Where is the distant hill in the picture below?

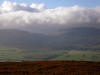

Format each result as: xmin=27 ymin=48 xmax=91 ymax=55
xmin=51 ymin=27 xmax=100 ymax=50
xmin=0 ymin=29 xmax=49 ymax=49
xmin=0 ymin=27 xmax=100 ymax=50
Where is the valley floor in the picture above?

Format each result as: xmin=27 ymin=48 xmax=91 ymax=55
xmin=0 ymin=46 xmax=100 ymax=61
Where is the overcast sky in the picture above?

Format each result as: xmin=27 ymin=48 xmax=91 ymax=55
xmin=0 ymin=1 xmax=100 ymax=34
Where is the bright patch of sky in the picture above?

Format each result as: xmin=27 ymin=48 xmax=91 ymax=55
xmin=0 ymin=0 xmax=100 ymax=8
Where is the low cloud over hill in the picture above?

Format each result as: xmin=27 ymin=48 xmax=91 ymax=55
xmin=0 ymin=1 xmax=100 ymax=33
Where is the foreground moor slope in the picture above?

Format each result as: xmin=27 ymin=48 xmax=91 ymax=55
xmin=0 ymin=61 xmax=100 ymax=75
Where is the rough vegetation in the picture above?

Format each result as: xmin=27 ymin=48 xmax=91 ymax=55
xmin=0 ymin=61 xmax=100 ymax=75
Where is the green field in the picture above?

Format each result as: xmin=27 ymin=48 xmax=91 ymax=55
xmin=0 ymin=47 xmax=67 ymax=61
xmin=0 ymin=47 xmax=100 ymax=61
xmin=52 ymin=50 xmax=100 ymax=61
xmin=0 ymin=47 xmax=24 ymax=61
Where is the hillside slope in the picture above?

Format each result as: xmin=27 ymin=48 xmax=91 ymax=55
xmin=0 ymin=27 xmax=100 ymax=50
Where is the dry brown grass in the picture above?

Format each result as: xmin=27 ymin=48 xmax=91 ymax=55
xmin=0 ymin=61 xmax=100 ymax=75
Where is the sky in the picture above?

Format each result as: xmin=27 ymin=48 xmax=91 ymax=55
xmin=0 ymin=0 xmax=100 ymax=34
xmin=0 ymin=0 xmax=100 ymax=8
